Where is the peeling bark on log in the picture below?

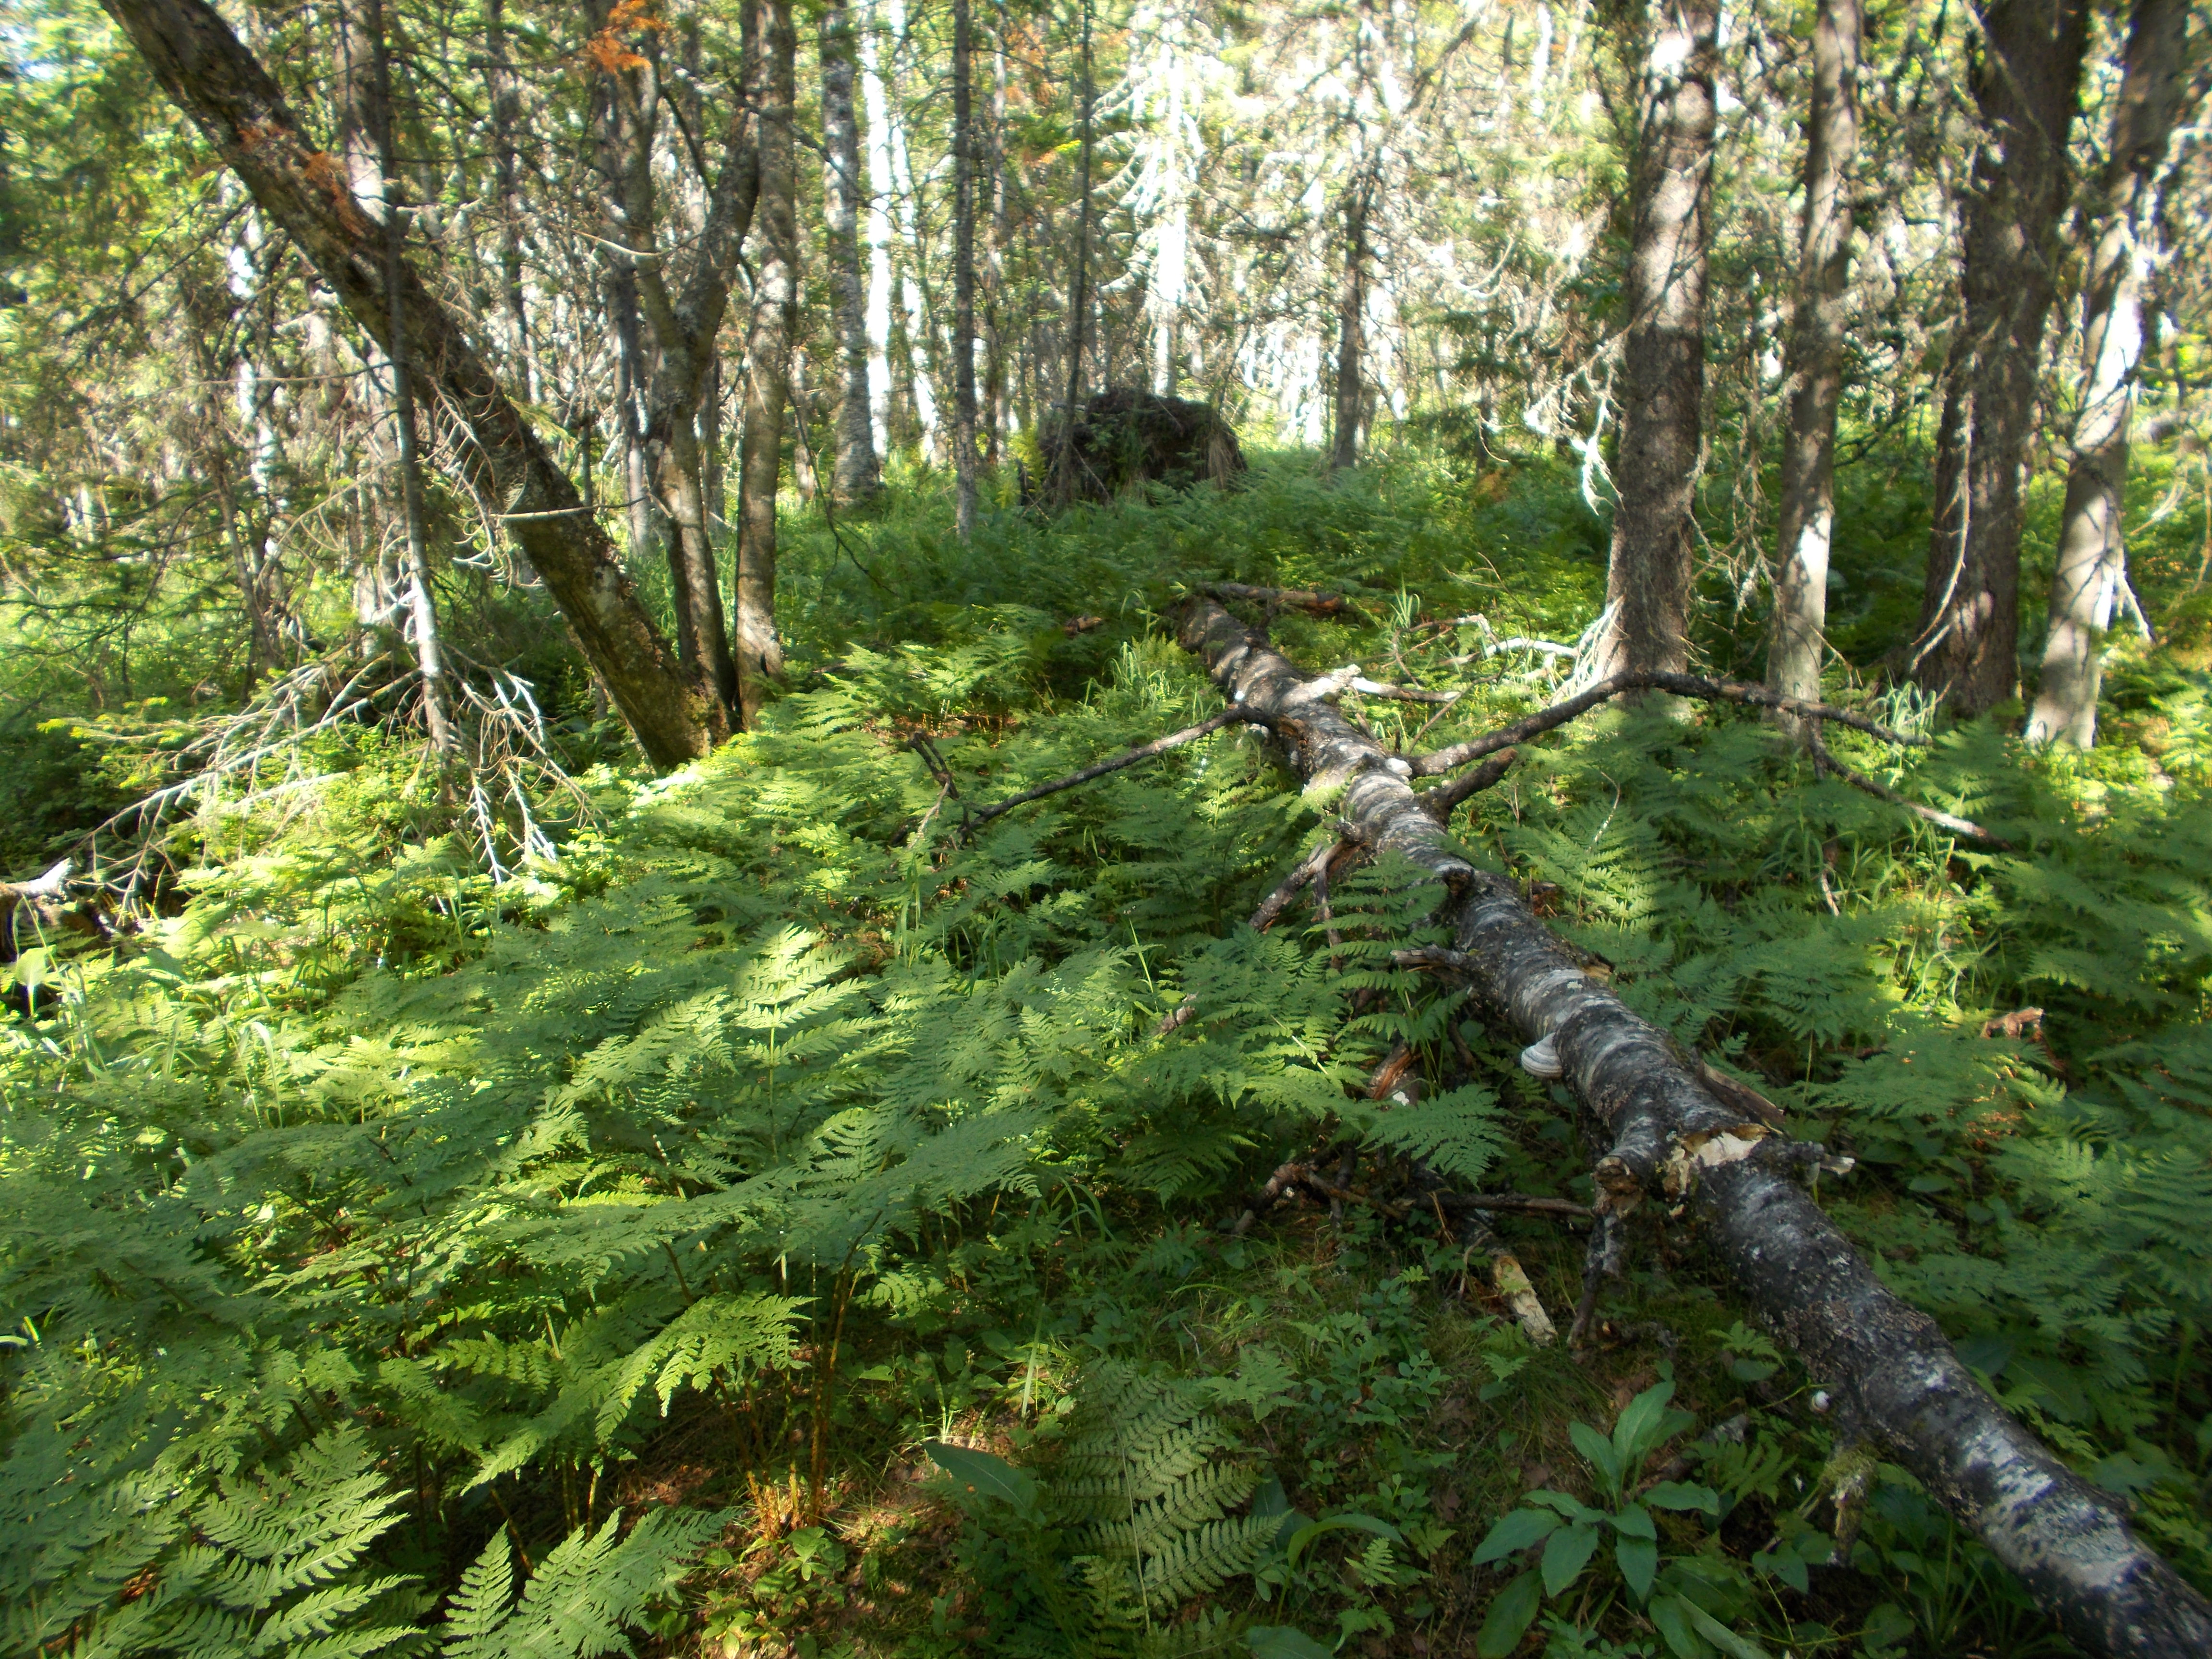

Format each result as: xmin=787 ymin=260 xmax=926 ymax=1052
xmin=1173 ymin=596 xmax=2212 ymax=1659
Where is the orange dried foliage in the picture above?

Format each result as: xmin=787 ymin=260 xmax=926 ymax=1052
xmin=583 ymin=0 xmax=667 ymax=74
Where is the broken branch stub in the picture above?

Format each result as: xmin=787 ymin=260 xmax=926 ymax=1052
xmin=1171 ymin=596 xmax=2212 ymax=1659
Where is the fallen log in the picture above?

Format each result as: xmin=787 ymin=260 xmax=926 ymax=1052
xmin=1174 ymin=596 xmax=2212 ymax=1659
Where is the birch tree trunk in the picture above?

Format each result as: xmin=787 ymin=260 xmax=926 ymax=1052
xmin=2026 ymin=0 xmax=2189 ymax=748
xmin=735 ymin=0 xmax=800 ymax=728
xmin=1595 ymin=0 xmax=1718 ymax=679
xmin=1906 ymin=0 xmax=2091 ymax=714
xmin=951 ymin=0 xmax=980 ymax=536
xmin=1175 ymin=596 xmax=2212 ymax=1659
xmin=1766 ymin=0 xmax=1861 ymax=738
xmin=820 ymin=0 xmax=882 ymax=505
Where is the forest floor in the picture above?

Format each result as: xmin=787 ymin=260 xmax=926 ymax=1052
xmin=5 ymin=447 xmax=2211 ymax=1659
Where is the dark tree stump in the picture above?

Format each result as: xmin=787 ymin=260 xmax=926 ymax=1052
xmin=1033 ymin=388 xmax=1246 ymax=506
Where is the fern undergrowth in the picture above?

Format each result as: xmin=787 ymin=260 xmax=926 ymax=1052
xmin=5 ymin=455 xmax=2210 ymax=1658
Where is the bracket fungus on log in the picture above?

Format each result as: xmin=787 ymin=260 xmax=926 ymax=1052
xmin=1172 ymin=595 xmax=2212 ymax=1659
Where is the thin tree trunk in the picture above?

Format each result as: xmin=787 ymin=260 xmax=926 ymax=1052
xmin=482 ymin=0 xmax=535 ymax=402
xmin=951 ymin=0 xmax=979 ymax=536
xmin=1596 ymin=0 xmax=1718 ymax=679
xmin=985 ymin=6 xmax=1009 ymax=465
xmin=862 ymin=7 xmax=897 ymax=459
xmin=735 ymin=0 xmax=799 ymax=728
xmin=1330 ymin=182 xmax=1369 ymax=472
xmin=102 ymin=0 xmax=722 ymax=766
xmin=2026 ymin=0 xmax=2188 ymax=747
xmin=1175 ymin=595 xmax=2212 ymax=1659
xmin=1905 ymin=0 xmax=2091 ymax=713
xmin=820 ymin=0 xmax=881 ymax=505
xmin=1766 ymin=0 xmax=1862 ymax=739
xmin=588 ymin=0 xmax=758 ymax=720
xmin=1055 ymin=0 xmax=1095 ymax=508
xmin=344 ymin=0 xmax=451 ymax=759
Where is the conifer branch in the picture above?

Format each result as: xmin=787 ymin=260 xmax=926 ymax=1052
xmin=1408 ymin=671 xmax=1925 ymax=777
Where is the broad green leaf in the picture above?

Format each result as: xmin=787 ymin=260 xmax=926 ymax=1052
xmin=1611 ymin=1502 xmax=1656 ymax=1539
xmin=1540 ymin=1522 xmax=1600 ymax=1597
xmin=1248 ymin=1627 xmax=1334 ymax=1659
xmin=1645 ymin=1481 xmax=1723 ymax=1518
xmin=1470 ymin=1507 xmax=1559 ymax=1565
xmin=1571 ymin=1419 xmax=1624 ymax=1495
xmin=1684 ymin=1599 xmax=1775 ymax=1659
xmin=1616 ymin=1535 xmax=1659 ymax=1601
xmin=1475 ymin=1569 xmax=1544 ymax=1659
xmin=924 ymin=1442 xmax=1038 ymax=1511
xmin=1649 ymin=1594 xmax=1711 ymax=1659
xmin=1611 ymin=1378 xmax=1676 ymax=1461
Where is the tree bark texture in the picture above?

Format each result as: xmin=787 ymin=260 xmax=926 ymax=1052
xmin=1054 ymin=0 xmax=1097 ymax=509
xmin=951 ymin=0 xmax=980 ymax=538
xmin=1766 ymin=0 xmax=1861 ymax=740
xmin=735 ymin=0 xmax=799 ymax=729
xmin=101 ymin=0 xmax=722 ymax=768
xmin=1597 ymin=0 xmax=1718 ymax=679
xmin=1330 ymin=184 xmax=1369 ymax=473
xmin=1174 ymin=594 xmax=2212 ymax=1659
xmin=1907 ymin=0 xmax=2091 ymax=714
xmin=587 ymin=0 xmax=759 ymax=719
xmin=819 ymin=0 xmax=881 ymax=506
xmin=2026 ymin=0 xmax=2189 ymax=748
xmin=482 ymin=0 xmax=534 ymax=402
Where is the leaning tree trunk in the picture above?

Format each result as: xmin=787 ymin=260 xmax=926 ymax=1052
xmin=1173 ymin=596 xmax=2212 ymax=1659
xmin=100 ymin=0 xmax=722 ymax=767
xmin=1596 ymin=0 xmax=1718 ymax=679
xmin=735 ymin=0 xmax=800 ymax=729
xmin=820 ymin=0 xmax=882 ymax=506
xmin=2026 ymin=0 xmax=2189 ymax=748
xmin=1767 ymin=0 xmax=1861 ymax=741
xmin=1906 ymin=0 xmax=2091 ymax=714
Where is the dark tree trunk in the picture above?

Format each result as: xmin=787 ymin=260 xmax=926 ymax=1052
xmin=1906 ymin=0 xmax=2091 ymax=713
xmin=482 ymin=0 xmax=534 ymax=401
xmin=951 ymin=0 xmax=980 ymax=537
xmin=1766 ymin=0 xmax=1862 ymax=738
xmin=1596 ymin=0 xmax=1718 ymax=679
xmin=587 ymin=0 xmax=760 ymax=721
xmin=1330 ymin=184 xmax=1368 ymax=473
xmin=1174 ymin=596 xmax=2212 ymax=1659
xmin=101 ymin=0 xmax=721 ymax=766
xmin=338 ymin=0 xmax=450 ymax=759
xmin=2026 ymin=0 xmax=2189 ymax=747
xmin=1054 ymin=0 xmax=1096 ymax=509
xmin=819 ymin=0 xmax=880 ymax=506
xmin=735 ymin=0 xmax=798 ymax=729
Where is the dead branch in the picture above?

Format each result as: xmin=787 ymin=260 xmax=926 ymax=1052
xmin=1807 ymin=726 xmax=2012 ymax=848
xmin=1174 ymin=594 xmax=2212 ymax=1659
xmin=1408 ymin=671 xmax=1926 ymax=777
xmin=1200 ymin=581 xmax=1357 ymax=617
xmin=960 ymin=707 xmax=1267 ymax=837
xmin=1421 ymin=747 xmax=1520 ymax=821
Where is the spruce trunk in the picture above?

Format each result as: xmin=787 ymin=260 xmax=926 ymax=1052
xmin=101 ymin=0 xmax=721 ymax=767
xmin=1906 ymin=0 xmax=2090 ymax=714
xmin=1330 ymin=184 xmax=1368 ymax=473
xmin=2026 ymin=0 xmax=2188 ymax=747
xmin=735 ymin=0 xmax=800 ymax=728
xmin=1175 ymin=595 xmax=2212 ymax=1659
xmin=1767 ymin=0 xmax=1860 ymax=740
xmin=1597 ymin=0 xmax=1718 ymax=679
